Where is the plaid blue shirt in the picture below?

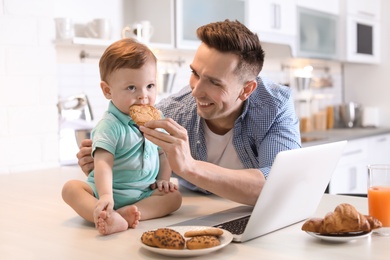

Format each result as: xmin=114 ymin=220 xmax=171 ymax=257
xmin=156 ymin=76 xmax=301 ymax=192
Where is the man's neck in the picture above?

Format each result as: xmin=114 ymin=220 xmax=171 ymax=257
xmin=204 ymin=119 xmax=234 ymax=135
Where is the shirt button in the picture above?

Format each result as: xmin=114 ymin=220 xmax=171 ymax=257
xmin=144 ymin=153 xmax=149 ymax=159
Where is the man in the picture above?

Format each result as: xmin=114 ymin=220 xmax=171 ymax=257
xmin=77 ymin=20 xmax=301 ymax=206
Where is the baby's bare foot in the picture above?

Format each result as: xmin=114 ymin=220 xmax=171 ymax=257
xmin=117 ymin=205 xmax=141 ymax=229
xmin=97 ymin=210 xmax=128 ymax=235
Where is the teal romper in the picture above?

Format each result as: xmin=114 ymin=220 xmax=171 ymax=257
xmin=87 ymin=101 xmax=160 ymax=209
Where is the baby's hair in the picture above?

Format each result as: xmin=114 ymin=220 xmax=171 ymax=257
xmin=99 ymin=38 xmax=157 ymax=82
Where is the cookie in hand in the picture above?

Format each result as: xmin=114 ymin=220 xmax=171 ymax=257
xmin=129 ymin=104 xmax=161 ymax=126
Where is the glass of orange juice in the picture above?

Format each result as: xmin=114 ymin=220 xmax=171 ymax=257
xmin=368 ymin=164 xmax=390 ymax=236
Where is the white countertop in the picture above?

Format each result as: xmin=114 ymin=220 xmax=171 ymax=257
xmin=0 ymin=167 xmax=388 ymax=259
xmin=301 ymin=127 xmax=390 ymax=147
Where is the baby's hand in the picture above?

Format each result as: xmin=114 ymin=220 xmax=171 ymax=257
xmin=93 ymin=195 xmax=114 ymax=226
xmin=151 ymin=180 xmax=178 ymax=192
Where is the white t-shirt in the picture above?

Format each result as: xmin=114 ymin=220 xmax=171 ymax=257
xmin=203 ymin=121 xmax=244 ymax=170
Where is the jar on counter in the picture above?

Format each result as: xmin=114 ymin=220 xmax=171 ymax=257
xmin=296 ymin=99 xmax=313 ymax=133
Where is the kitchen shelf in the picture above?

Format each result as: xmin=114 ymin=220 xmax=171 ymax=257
xmin=55 ymin=37 xmax=114 ymax=47
xmin=55 ymin=36 xmax=175 ymax=50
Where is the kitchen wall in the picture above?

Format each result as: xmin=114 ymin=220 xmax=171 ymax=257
xmin=0 ymin=0 xmax=127 ymax=173
xmin=0 ymin=0 xmax=59 ymax=174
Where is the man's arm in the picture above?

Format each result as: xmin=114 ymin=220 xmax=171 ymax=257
xmin=140 ymin=119 xmax=265 ymax=206
xmin=180 ymin=160 xmax=265 ymax=206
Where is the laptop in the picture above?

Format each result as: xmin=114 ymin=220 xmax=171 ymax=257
xmin=170 ymin=141 xmax=347 ymax=242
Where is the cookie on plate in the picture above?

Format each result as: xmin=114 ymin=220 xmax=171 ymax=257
xmin=129 ymin=104 xmax=161 ymax=126
xmin=186 ymin=235 xmax=221 ymax=250
xmin=184 ymin=227 xmax=224 ymax=238
xmin=141 ymin=230 xmax=156 ymax=247
xmin=152 ymin=228 xmax=185 ymax=250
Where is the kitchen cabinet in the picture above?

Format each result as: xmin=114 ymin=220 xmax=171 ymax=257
xmin=329 ymin=138 xmax=368 ymax=195
xmin=330 ymin=161 xmax=368 ymax=195
xmin=328 ymin=133 xmax=390 ymax=195
xmin=54 ymin=0 xmax=382 ymax=65
xmin=295 ymin=6 xmax=339 ymax=60
xmin=340 ymin=0 xmax=381 ymax=64
xmin=366 ymin=134 xmax=390 ymax=165
xmin=296 ymin=0 xmax=339 ymax=15
xmin=343 ymin=0 xmax=381 ymax=20
xmin=176 ymin=0 xmax=298 ymax=49
xmin=246 ymin=0 xmax=296 ymax=46
xmin=175 ymin=0 xmax=245 ymax=49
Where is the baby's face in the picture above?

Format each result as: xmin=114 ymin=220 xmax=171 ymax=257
xmin=103 ymin=59 xmax=157 ymax=115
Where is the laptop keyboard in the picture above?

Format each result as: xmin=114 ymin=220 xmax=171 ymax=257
xmin=214 ymin=215 xmax=250 ymax=235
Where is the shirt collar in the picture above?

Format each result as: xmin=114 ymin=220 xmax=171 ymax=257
xmin=107 ymin=101 xmax=135 ymax=125
xmin=239 ymin=76 xmax=263 ymax=120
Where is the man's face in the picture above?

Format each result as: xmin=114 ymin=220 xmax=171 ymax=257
xmin=189 ymin=43 xmax=246 ymax=132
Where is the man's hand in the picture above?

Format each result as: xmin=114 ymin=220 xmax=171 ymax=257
xmin=140 ymin=118 xmax=196 ymax=176
xmin=76 ymin=139 xmax=94 ymax=176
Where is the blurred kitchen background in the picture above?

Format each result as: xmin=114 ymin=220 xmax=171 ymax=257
xmin=0 ymin=0 xmax=389 ymax=176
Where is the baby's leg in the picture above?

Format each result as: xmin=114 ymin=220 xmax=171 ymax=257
xmin=62 ymin=180 xmax=136 ymax=235
xmin=96 ymin=210 xmax=130 ymax=235
xmin=116 ymin=205 xmax=141 ymax=229
xmin=62 ymin=180 xmax=97 ymax=223
xmin=132 ymin=189 xmax=182 ymax=220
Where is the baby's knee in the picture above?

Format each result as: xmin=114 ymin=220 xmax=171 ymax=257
xmin=62 ymin=180 xmax=73 ymax=202
xmin=61 ymin=180 xmax=81 ymax=202
xmin=170 ymin=189 xmax=183 ymax=209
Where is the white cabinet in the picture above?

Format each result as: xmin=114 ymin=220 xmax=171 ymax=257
xmin=329 ymin=138 xmax=368 ymax=194
xmin=175 ymin=0 xmax=298 ymax=49
xmin=328 ymin=133 xmax=390 ymax=195
xmin=367 ymin=134 xmax=390 ymax=165
xmin=296 ymin=0 xmax=339 ymax=15
xmin=175 ymin=0 xmax=245 ymax=49
xmin=344 ymin=0 xmax=381 ymax=20
xmin=330 ymin=161 xmax=368 ymax=195
xmin=246 ymin=0 xmax=296 ymax=46
xmin=295 ymin=7 xmax=339 ymax=60
xmin=340 ymin=0 xmax=381 ymax=64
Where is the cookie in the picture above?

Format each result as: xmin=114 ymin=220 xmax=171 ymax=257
xmin=186 ymin=235 xmax=221 ymax=250
xmin=129 ymin=104 xmax=161 ymax=126
xmin=152 ymin=228 xmax=185 ymax=250
xmin=141 ymin=230 xmax=156 ymax=247
xmin=184 ymin=227 xmax=224 ymax=238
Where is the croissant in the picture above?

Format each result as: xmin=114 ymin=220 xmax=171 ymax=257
xmin=302 ymin=203 xmax=382 ymax=234
xmin=365 ymin=215 xmax=383 ymax=230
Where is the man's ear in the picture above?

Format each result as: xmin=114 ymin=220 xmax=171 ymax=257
xmin=100 ymin=81 xmax=112 ymax=99
xmin=239 ymin=80 xmax=257 ymax=101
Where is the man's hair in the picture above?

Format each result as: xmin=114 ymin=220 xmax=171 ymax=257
xmin=99 ymin=38 xmax=157 ymax=82
xmin=196 ymin=19 xmax=265 ymax=81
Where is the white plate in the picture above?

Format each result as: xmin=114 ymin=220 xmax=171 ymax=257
xmin=140 ymin=226 xmax=233 ymax=257
xmin=306 ymin=231 xmax=372 ymax=242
